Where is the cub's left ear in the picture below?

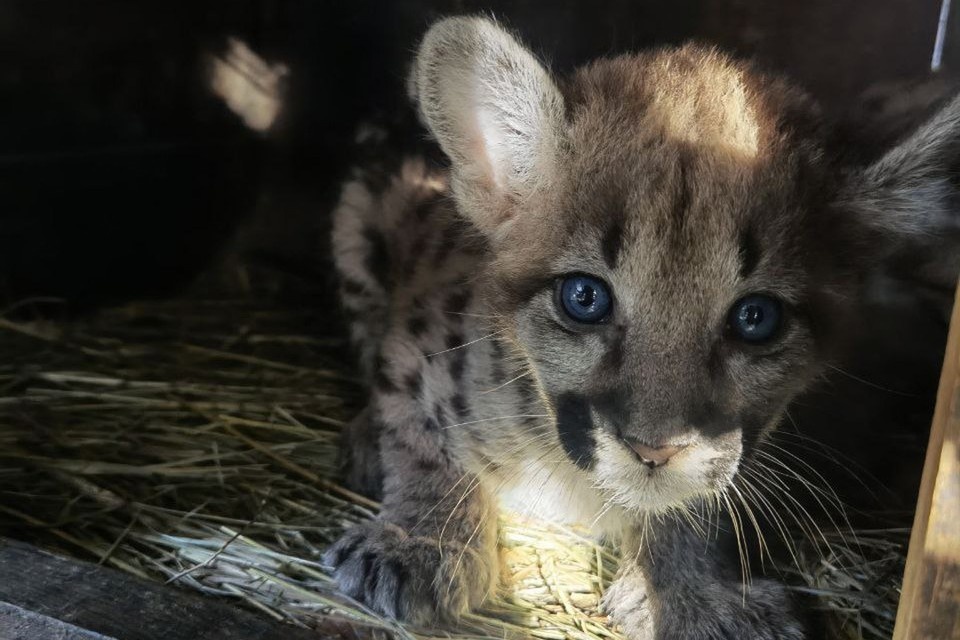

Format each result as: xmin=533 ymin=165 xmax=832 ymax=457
xmin=839 ymin=93 xmax=960 ymax=239
xmin=409 ymin=17 xmax=567 ymax=235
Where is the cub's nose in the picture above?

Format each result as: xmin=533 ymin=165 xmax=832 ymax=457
xmin=623 ymin=438 xmax=686 ymax=468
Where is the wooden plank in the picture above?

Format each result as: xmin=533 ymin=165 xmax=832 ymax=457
xmin=894 ymin=283 xmax=960 ymax=640
xmin=0 ymin=602 xmax=116 ymax=640
xmin=0 ymin=538 xmax=331 ymax=640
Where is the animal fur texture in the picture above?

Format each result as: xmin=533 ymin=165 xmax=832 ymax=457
xmin=325 ymin=16 xmax=960 ymax=639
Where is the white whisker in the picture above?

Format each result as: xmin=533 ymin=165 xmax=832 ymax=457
xmin=479 ymin=370 xmax=532 ymax=395
xmin=424 ymin=329 xmax=505 ymax=358
xmin=441 ymin=413 xmax=549 ymax=430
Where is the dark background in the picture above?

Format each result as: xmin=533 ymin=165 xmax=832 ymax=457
xmin=0 ymin=0 xmax=950 ymax=307
xmin=0 ymin=0 xmax=955 ymax=515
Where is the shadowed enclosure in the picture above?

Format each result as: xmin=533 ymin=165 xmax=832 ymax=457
xmin=0 ymin=1 xmax=956 ymax=639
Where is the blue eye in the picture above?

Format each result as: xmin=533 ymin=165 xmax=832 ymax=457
xmin=728 ymin=294 xmax=782 ymax=343
xmin=558 ymin=275 xmax=612 ymax=323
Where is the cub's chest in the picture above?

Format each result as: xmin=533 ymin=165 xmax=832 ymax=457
xmin=490 ymin=452 xmax=625 ymax=537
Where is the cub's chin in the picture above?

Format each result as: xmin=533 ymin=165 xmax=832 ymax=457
xmin=590 ymin=429 xmax=743 ymax=515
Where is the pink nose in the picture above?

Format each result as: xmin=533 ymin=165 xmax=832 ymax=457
xmin=623 ymin=438 xmax=686 ymax=468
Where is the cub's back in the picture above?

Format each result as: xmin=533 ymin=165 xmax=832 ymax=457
xmin=332 ymin=155 xmax=487 ymax=381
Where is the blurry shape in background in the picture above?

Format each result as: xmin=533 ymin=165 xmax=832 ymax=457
xmin=208 ymin=38 xmax=288 ymax=133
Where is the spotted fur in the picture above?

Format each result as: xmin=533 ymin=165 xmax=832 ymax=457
xmin=326 ymin=16 xmax=960 ymax=639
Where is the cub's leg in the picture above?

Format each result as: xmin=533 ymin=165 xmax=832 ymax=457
xmin=338 ymin=405 xmax=384 ymax=500
xmin=325 ymin=337 xmax=498 ymax=624
xmin=605 ymin=516 xmax=806 ymax=640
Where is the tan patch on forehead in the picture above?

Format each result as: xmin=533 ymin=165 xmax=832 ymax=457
xmin=494 ymin=45 xmax=823 ymax=311
xmin=646 ymin=56 xmax=761 ymax=159
xmin=566 ymin=45 xmax=789 ymax=165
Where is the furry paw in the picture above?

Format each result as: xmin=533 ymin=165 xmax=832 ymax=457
xmin=654 ymin=578 xmax=806 ymax=640
xmin=603 ymin=569 xmax=655 ymax=640
xmin=324 ymin=520 xmax=493 ymax=624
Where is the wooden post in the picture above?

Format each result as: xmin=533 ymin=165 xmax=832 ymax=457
xmin=894 ymin=284 xmax=960 ymax=640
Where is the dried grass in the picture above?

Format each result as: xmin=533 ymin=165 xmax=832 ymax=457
xmin=0 ymin=293 xmax=905 ymax=639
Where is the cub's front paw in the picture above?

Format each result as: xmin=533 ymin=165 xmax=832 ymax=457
xmin=602 ymin=568 xmax=655 ymax=640
xmin=324 ymin=520 xmax=494 ymax=625
xmin=656 ymin=579 xmax=806 ymax=640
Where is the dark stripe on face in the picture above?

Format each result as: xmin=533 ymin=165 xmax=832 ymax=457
xmin=674 ymin=152 xmax=691 ymax=216
xmin=601 ymin=220 xmax=625 ymax=269
xmin=515 ymin=371 xmax=540 ymax=410
xmin=591 ymin=387 xmax=630 ymax=428
xmin=738 ymin=227 xmax=761 ymax=278
xmin=600 ymin=328 xmax=626 ymax=372
xmin=706 ymin=345 xmax=723 ymax=380
xmin=489 ymin=339 xmax=506 ymax=384
xmin=555 ymin=393 xmax=596 ymax=470
xmin=495 ymin=273 xmax=554 ymax=312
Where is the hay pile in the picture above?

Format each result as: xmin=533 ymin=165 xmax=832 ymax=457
xmin=0 ymin=291 xmax=905 ymax=639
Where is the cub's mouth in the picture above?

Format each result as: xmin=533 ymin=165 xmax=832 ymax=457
xmin=549 ymin=392 xmax=746 ymax=512
xmin=593 ymin=428 xmax=744 ymax=513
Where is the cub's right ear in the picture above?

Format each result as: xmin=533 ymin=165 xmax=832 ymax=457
xmin=839 ymin=92 xmax=960 ymax=241
xmin=410 ymin=17 xmax=566 ymax=235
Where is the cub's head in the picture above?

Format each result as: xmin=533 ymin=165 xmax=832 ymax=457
xmin=411 ymin=17 xmax=960 ymax=513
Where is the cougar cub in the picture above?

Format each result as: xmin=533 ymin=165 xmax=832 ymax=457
xmin=326 ymin=16 xmax=959 ymax=639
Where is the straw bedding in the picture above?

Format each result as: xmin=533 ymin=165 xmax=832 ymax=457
xmin=0 ymin=288 xmax=906 ymax=639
